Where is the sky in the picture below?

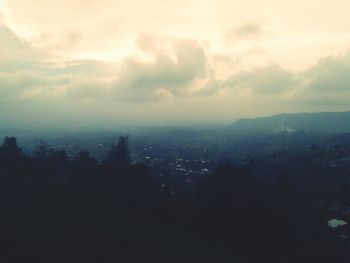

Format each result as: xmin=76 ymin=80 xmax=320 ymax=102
xmin=1 ymin=0 xmax=350 ymax=129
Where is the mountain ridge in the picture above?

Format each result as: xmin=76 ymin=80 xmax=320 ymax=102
xmin=228 ymin=110 xmax=350 ymax=134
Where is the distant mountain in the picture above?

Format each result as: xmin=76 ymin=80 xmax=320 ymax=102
xmin=228 ymin=111 xmax=350 ymax=134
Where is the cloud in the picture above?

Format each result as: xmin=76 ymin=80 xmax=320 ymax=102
xmin=235 ymin=24 xmax=262 ymax=38
xmin=0 ymin=71 xmax=69 ymax=100
xmin=0 ymin=24 xmax=208 ymax=103
xmin=111 ymin=38 xmax=207 ymax=101
xmin=0 ymin=23 xmax=115 ymax=102
xmin=1 ymin=0 xmax=127 ymax=59
xmin=304 ymin=52 xmax=350 ymax=92
xmin=217 ymin=51 xmax=350 ymax=110
xmin=195 ymin=50 xmax=350 ymax=112
xmin=2 ymin=14 xmax=350 ymax=111
xmin=0 ymin=23 xmax=48 ymax=61
xmin=195 ymin=79 xmax=224 ymax=96
xmin=2 ymin=5 xmax=350 ymax=127
xmin=293 ymin=51 xmax=350 ymax=109
xmin=223 ymin=64 xmax=295 ymax=95
xmin=0 ymin=22 xmax=208 ymax=103
xmin=226 ymin=23 xmax=262 ymax=45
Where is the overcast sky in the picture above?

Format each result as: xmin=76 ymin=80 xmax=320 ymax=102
xmin=1 ymin=0 xmax=350 ymax=129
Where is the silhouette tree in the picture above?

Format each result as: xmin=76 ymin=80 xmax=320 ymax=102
xmin=194 ymin=161 xmax=258 ymax=255
xmin=103 ymin=135 xmax=131 ymax=176
xmin=33 ymin=140 xmax=53 ymax=161
xmin=32 ymin=141 xmax=69 ymax=184
xmin=0 ymin=136 xmax=23 ymax=158
xmin=114 ymin=135 xmax=131 ymax=166
xmin=0 ymin=136 xmax=32 ymax=197
xmin=130 ymin=162 xmax=153 ymax=193
xmin=68 ymin=150 xmax=97 ymax=186
xmin=200 ymin=161 xmax=256 ymax=203
xmin=0 ymin=136 xmax=27 ymax=174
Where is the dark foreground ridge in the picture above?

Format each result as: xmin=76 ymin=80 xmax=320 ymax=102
xmin=0 ymin=135 xmax=349 ymax=263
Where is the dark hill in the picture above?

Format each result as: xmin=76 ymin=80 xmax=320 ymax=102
xmin=229 ymin=111 xmax=350 ymax=134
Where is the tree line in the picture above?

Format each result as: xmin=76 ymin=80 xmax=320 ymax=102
xmin=0 ymin=136 xmax=348 ymax=263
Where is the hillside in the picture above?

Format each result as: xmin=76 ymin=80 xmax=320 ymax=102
xmin=229 ymin=111 xmax=350 ymax=134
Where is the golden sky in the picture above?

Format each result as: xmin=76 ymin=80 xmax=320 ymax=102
xmin=1 ymin=0 xmax=350 ymax=128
